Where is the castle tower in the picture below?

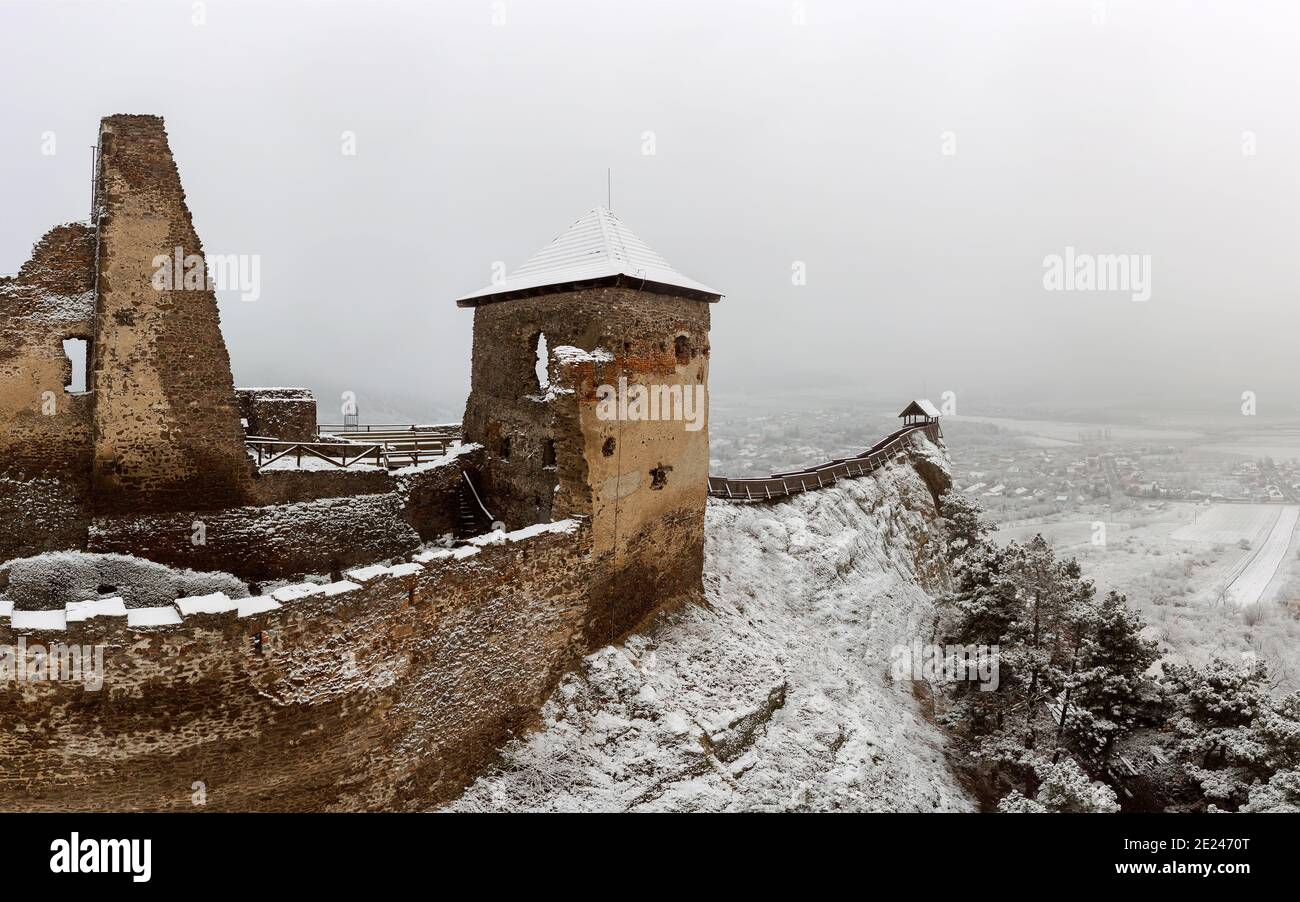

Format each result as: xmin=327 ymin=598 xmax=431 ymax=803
xmin=90 ymin=115 xmax=254 ymax=514
xmin=457 ymin=207 xmax=721 ymax=644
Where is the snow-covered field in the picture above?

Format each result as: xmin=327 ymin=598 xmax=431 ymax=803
xmin=992 ymin=500 xmax=1300 ymax=691
xmin=449 ymin=449 xmax=973 ymax=812
xmin=1225 ymin=506 xmax=1300 ymax=607
xmin=1170 ymin=504 xmax=1280 ymax=545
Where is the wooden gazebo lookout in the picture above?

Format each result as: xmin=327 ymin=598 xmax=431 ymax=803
xmin=898 ymin=399 xmax=941 ymax=426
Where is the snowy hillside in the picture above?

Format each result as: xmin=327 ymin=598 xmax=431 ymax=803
xmin=450 ymin=448 xmax=974 ymax=812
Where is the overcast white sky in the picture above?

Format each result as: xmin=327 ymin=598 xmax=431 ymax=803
xmin=2 ymin=0 xmax=1298 ymax=421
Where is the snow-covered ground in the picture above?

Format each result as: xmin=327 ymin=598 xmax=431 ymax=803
xmin=449 ymin=451 xmax=973 ymax=812
xmin=1170 ymin=504 xmax=1280 ymax=545
xmin=1225 ymin=505 xmax=1300 ymax=607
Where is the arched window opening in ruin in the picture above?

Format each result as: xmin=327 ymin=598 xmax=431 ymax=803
xmin=62 ymin=338 xmax=88 ymax=393
xmin=602 ymin=436 xmax=616 ymax=457
xmin=542 ymin=438 xmax=556 ymax=469
xmin=674 ymin=334 xmax=690 ymax=366
xmin=533 ymin=332 xmax=550 ymax=389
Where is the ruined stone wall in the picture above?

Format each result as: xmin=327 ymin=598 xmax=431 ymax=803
xmin=0 ymin=224 xmax=97 ymax=559
xmin=1 ymin=115 xmax=470 ymax=573
xmin=236 ymin=387 xmax=317 ymax=442
xmin=82 ymin=447 xmax=481 ymax=580
xmin=90 ymin=115 xmax=254 ymax=515
xmin=463 ymin=287 xmax=711 ymax=645
xmin=0 ymin=521 xmax=594 ymax=811
xmin=87 ymin=493 xmax=422 ymax=582
xmin=393 ymin=445 xmax=485 ymax=541
xmin=249 ymin=467 xmax=395 ymax=506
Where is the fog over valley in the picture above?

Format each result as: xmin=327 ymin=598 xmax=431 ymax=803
xmin=4 ymin=0 xmax=1299 ymax=419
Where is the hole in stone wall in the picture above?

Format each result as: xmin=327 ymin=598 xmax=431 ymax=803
xmin=674 ymin=334 xmax=690 ymax=366
xmin=542 ymin=438 xmax=556 ymax=468
xmin=499 ymin=436 xmax=511 ymax=460
xmin=533 ymin=332 xmax=550 ymax=389
xmin=649 ymin=463 xmax=672 ymax=489
xmin=602 ymin=437 xmax=616 ymax=457
xmin=62 ymin=337 xmax=88 ymax=393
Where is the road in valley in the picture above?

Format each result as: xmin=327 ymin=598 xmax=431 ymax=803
xmin=1225 ymin=505 xmax=1300 ymax=607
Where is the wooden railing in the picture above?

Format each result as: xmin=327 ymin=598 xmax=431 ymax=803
xmin=707 ymin=422 xmax=941 ymax=501
xmin=297 ymin=424 xmax=467 ymax=469
xmin=318 ymin=423 xmax=461 ymax=438
xmin=247 ymin=439 xmax=385 ymax=470
xmin=254 ymin=420 xmax=942 ymax=491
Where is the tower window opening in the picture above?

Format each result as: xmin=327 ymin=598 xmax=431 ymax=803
xmin=62 ymin=337 xmax=88 ymax=393
xmin=533 ymin=332 xmax=550 ymax=389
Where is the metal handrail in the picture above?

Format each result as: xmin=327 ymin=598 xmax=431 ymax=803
xmin=461 ymin=470 xmax=494 ymax=524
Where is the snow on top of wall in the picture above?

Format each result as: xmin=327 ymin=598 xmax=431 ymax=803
xmin=449 ymin=456 xmax=971 ymax=812
xmin=1 ymin=511 xmax=585 ymax=637
xmin=10 ymin=609 xmax=66 ymax=631
xmin=467 ymin=519 xmax=580 ymax=548
xmin=235 ymin=387 xmax=314 ymax=397
xmin=175 ymin=592 xmax=239 ymax=616
xmin=345 ymin=564 xmax=391 ymax=583
xmin=318 ymin=580 xmax=363 ymax=597
xmin=552 ymin=345 xmax=615 ymax=366
xmin=271 ymin=582 xmax=327 ymax=603
xmin=388 ymin=442 xmax=481 ymax=476
xmin=66 ymin=597 xmax=128 ymax=622
xmin=237 ymin=597 xmax=281 ymax=618
xmin=126 ymin=607 xmax=182 ymax=628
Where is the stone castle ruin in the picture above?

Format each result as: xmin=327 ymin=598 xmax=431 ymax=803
xmin=0 ymin=116 xmax=945 ymax=811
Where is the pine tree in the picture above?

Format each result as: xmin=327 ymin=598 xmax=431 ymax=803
xmin=938 ymin=490 xmax=993 ymax=573
xmin=1163 ymin=658 xmax=1300 ymax=809
xmin=1067 ymin=590 xmax=1161 ymax=760
xmin=1242 ymin=769 xmax=1300 ymax=812
xmin=996 ymin=757 xmax=1120 ymax=813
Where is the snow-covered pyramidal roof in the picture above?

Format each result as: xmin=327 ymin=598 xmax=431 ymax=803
xmin=456 ymin=207 xmax=721 ymax=306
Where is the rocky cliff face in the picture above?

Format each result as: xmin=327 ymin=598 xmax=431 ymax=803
xmin=449 ymin=436 xmax=974 ymax=811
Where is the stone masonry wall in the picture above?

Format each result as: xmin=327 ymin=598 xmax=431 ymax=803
xmin=236 ymin=387 xmax=318 ymax=442
xmin=86 ymin=492 xmax=423 ymax=582
xmin=0 ymin=224 xmax=98 ymax=559
xmin=90 ymin=115 xmax=254 ymax=515
xmin=84 ymin=449 xmax=482 ymax=580
xmin=393 ymin=445 xmax=485 ymax=541
xmin=0 ymin=520 xmax=594 ymax=811
xmin=462 ymin=287 xmax=711 ymax=646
